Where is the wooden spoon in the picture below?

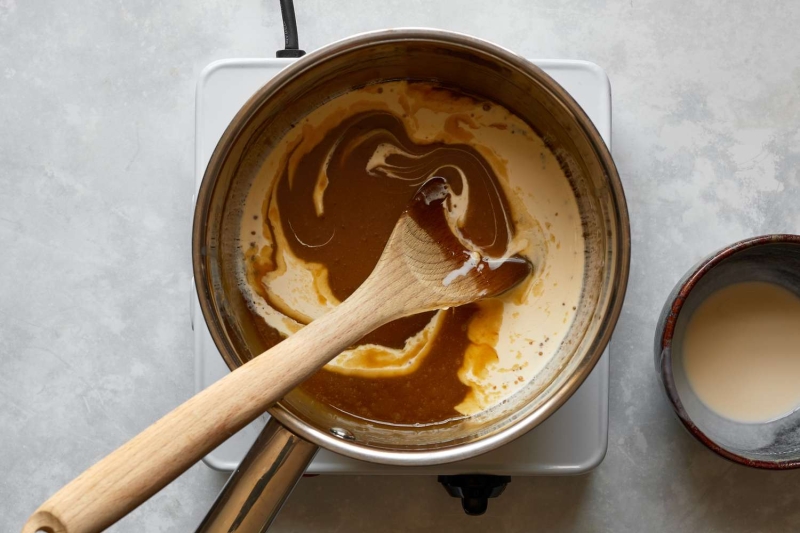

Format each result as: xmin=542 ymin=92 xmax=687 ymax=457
xmin=23 ymin=177 xmax=531 ymax=533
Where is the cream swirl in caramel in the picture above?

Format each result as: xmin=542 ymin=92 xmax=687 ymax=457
xmin=238 ymin=81 xmax=585 ymax=426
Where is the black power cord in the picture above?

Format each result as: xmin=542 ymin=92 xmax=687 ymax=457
xmin=277 ymin=0 xmax=305 ymax=57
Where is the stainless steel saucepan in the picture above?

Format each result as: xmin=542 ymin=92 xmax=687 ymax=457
xmin=191 ymin=28 xmax=630 ymax=530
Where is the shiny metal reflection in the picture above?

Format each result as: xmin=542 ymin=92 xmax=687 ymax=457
xmin=196 ymin=419 xmax=317 ymax=532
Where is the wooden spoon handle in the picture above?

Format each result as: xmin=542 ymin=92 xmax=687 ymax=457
xmin=23 ymin=289 xmax=386 ymax=533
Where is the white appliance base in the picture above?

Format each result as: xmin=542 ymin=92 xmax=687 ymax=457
xmin=193 ymin=57 xmax=612 ymax=475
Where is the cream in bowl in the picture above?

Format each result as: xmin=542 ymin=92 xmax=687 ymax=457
xmin=656 ymin=235 xmax=800 ymax=468
xmin=682 ymin=281 xmax=800 ymax=423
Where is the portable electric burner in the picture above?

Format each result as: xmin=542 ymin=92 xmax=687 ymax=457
xmin=192 ymin=53 xmax=613 ymax=513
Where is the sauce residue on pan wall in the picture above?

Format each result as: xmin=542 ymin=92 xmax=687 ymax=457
xmin=238 ymin=81 xmax=585 ymax=426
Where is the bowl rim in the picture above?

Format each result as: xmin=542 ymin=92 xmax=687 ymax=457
xmin=657 ymin=233 xmax=800 ymax=470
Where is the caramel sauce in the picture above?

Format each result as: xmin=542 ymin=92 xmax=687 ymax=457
xmin=237 ymin=81 xmax=585 ymax=426
xmin=274 ymin=110 xmax=513 ymax=299
xmin=268 ymin=110 xmax=514 ymax=425
xmin=248 ymin=107 xmax=513 ymax=424
xmin=301 ymin=306 xmax=476 ymax=425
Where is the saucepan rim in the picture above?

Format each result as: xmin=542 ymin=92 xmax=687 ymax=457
xmin=192 ymin=27 xmax=631 ymax=465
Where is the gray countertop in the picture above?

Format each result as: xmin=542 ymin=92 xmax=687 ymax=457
xmin=2 ymin=1 xmax=800 ymax=531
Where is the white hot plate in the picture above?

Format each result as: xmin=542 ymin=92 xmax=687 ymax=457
xmin=193 ymin=58 xmax=612 ymax=475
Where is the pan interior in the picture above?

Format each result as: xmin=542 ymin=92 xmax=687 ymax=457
xmin=196 ymin=35 xmax=624 ymax=454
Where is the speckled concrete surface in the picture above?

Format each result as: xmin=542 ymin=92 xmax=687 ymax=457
xmin=3 ymin=1 xmax=800 ymax=531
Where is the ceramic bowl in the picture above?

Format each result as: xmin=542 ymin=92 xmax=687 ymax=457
xmin=655 ymin=234 xmax=800 ymax=469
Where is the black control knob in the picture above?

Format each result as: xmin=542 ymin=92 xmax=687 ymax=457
xmin=437 ymin=475 xmax=511 ymax=516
